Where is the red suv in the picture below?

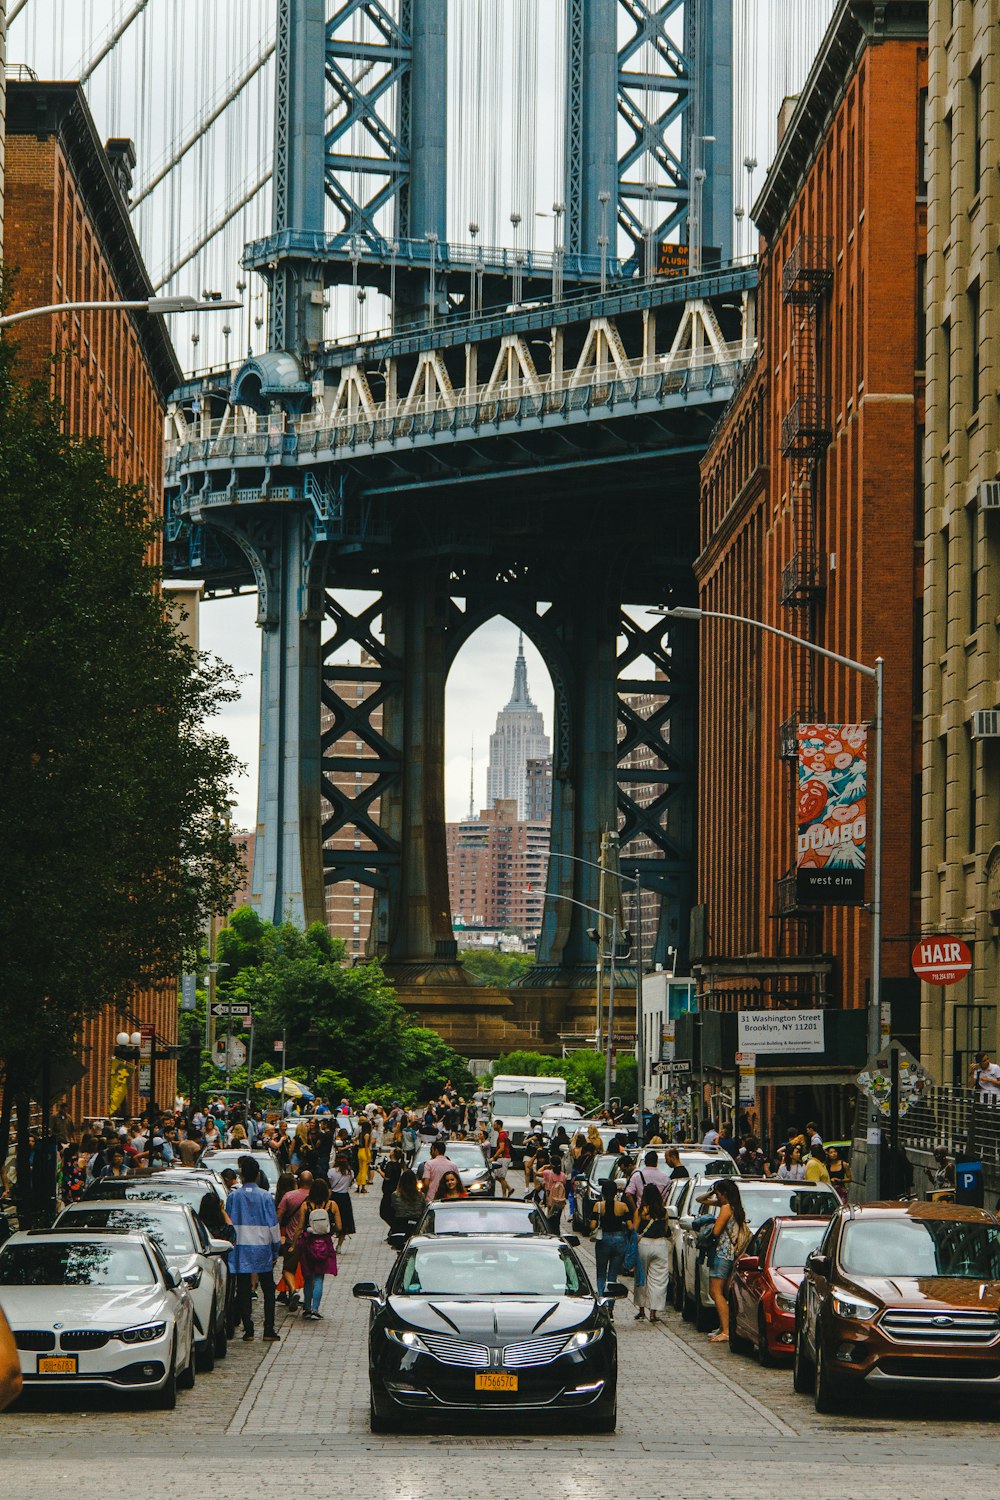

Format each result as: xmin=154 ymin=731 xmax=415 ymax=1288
xmin=794 ymin=1201 xmax=1000 ymax=1411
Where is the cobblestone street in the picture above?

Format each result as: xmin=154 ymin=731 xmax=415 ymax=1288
xmin=4 ymin=1187 xmax=1000 ymax=1499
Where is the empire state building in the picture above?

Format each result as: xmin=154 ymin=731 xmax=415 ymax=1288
xmin=486 ymin=634 xmax=550 ymax=820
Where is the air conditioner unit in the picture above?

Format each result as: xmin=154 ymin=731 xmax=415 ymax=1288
xmin=979 ymin=480 xmax=1000 ymax=511
xmin=972 ymin=710 xmax=1000 ymax=740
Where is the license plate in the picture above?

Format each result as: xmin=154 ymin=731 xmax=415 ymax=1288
xmin=475 ymin=1373 xmax=518 ymax=1392
xmin=37 ymin=1355 xmax=78 ymax=1375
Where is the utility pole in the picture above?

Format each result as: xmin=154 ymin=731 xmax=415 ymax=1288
xmin=634 ymin=870 xmax=645 ymax=1143
xmin=594 ymin=831 xmax=609 ymax=1051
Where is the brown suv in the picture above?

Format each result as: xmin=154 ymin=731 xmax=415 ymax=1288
xmin=794 ymin=1201 xmax=1000 ymax=1411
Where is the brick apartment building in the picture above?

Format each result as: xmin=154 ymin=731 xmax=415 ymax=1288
xmin=696 ymin=0 xmax=928 ymax=1130
xmin=447 ymin=800 xmax=550 ymax=942
xmin=4 ymin=80 xmax=183 ymax=1120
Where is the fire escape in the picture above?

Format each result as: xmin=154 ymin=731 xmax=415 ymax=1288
xmin=776 ymin=235 xmax=832 ymax=921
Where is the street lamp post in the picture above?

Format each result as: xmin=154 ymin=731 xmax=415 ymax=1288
xmin=0 ymin=294 xmax=241 ymax=328
xmin=659 ymin=604 xmax=885 ymax=1199
xmin=598 ymin=190 xmax=611 ymax=294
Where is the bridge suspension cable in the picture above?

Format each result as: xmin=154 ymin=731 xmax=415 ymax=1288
xmin=77 ymin=0 xmax=149 ymax=85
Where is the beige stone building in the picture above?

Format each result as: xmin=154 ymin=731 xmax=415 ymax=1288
xmin=922 ymin=0 xmax=1000 ymax=1082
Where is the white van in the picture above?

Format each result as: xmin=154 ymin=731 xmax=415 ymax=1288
xmin=488 ymin=1074 xmax=569 ymax=1163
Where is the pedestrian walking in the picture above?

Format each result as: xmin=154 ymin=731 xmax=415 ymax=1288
xmin=778 ymin=1145 xmax=806 ymax=1181
xmin=827 ymin=1146 xmax=852 ymax=1200
xmin=804 ymin=1145 xmax=831 ymax=1183
xmin=275 ymin=1170 xmax=312 ymax=1310
xmin=588 ymin=1180 xmax=631 ymax=1295
xmin=227 ymin=1156 xmax=281 ymax=1343
xmin=490 ymin=1119 xmax=513 ymax=1198
xmin=388 ymin=1169 xmax=425 ymax=1238
xmin=632 ymin=1184 xmax=670 ymax=1324
xmin=327 ymin=1153 xmax=357 ymax=1250
xmin=541 ymin=1155 xmax=568 ymax=1234
xmin=378 ymin=1148 xmax=404 ymax=1228
xmin=298 ymin=1181 xmax=341 ymax=1320
xmin=355 ymin=1114 xmax=372 ymax=1193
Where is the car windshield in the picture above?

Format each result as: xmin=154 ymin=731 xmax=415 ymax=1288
xmin=738 ymin=1188 xmax=837 ymax=1229
xmin=415 ymin=1144 xmax=485 ymax=1169
xmin=493 ymin=1092 xmax=530 ymax=1114
xmin=772 ymin=1223 xmax=828 ymax=1269
xmin=396 ymin=1243 xmax=586 ymax=1297
xmin=841 ymin=1218 xmax=1000 ymax=1278
xmin=0 ymin=1241 xmax=155 ymax=1286
xmin=99 ymin=1183 xmax=208 ymax=1211
xmin=59 ymin=1208 xmax=197 ymax=1255
xmin=589 ymin=1155 xmax=620 ymax=1183
xmin=420 ymin=1206 xmax=544 ymax=1235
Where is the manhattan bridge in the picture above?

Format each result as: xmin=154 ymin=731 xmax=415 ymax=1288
xmin=9 ymin=0 xmax=833 ymax=1045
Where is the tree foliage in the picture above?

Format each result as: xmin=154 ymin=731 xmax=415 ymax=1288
xmin=0 ymin=333 xmax=242 ymax=1084
xmin=214 ymin=911 xmax=475 ymax=1103
xmin=460 ymin=948 xmax=535 ymax=988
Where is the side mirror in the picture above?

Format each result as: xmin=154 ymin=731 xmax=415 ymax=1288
xmin=667 ymin=1205 xmax=679 ymax=1221
xmin=387 ymin=1232 xmax=408 ymax=1252
xmin=604 ymin=1281 xmax=628 ymax=1299
xmin=805 ymin=1251 xmax=831 ymax=1277
xmin=679 ymin=1215 xmax=693 ymax=1231
xmin=562 ymin=1234 xmax=580 ymax=1247
xmin=352 ymin=1281 xmax=382 ymax=1299
xmin=208 ymin=1238 xmax=233 ymax=1256
xmin=166 ymin=1268 xmax=182 ymax=1290
xmin=737 ymin=1254 xmax=759 ymax=1272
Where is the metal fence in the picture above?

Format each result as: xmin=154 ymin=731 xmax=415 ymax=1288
xmin=897 ymin=1086 xmax=1000 ymax=1167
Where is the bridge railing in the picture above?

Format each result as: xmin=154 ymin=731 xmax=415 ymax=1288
xmin=166 ymin=339 xmax=752 ymax=470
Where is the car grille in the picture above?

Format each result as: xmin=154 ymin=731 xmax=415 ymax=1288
xmin=418 ymin=1333 xmax=490 ymax=1369
xmin=14 ymin=1330 xmax=55 ymax=1352
xmin=879 ymin=1309 xmax=1000 ymax=1346
xmin=60 ymin=1330 xmax=111 ymax=1350
xmin=878 ymin=1356 xmax=1000 ymax=1380
xmin=502 ymin=1334 xmax=571 ymax=1369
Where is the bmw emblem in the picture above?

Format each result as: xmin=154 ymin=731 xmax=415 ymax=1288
xmin=53 ymin=1322 xmax=63 ymax=1330
xmin=931 ymin=1316 xmax=954 ymax=1327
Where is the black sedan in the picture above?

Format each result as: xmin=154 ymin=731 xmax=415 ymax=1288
xmin=354 ymin=1235 xmax=622 ymax=1431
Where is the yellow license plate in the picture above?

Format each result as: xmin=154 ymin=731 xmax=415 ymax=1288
xmin=38 ymin=1356 xmax=78 ymax=1375
xmin=475 ymin=1373 xmax=518 ymax=1392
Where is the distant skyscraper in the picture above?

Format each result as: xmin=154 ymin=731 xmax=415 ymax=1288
xmin=486 ymin=634 xmax=550 ymax=820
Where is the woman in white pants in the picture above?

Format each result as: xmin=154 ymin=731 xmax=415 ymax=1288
xmin=632 ymin=1183 xmax=670 ymax=1324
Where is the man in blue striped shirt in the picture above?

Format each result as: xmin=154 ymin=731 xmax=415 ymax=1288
xmin=228 ymin=1155 xmax=282 ymax=1341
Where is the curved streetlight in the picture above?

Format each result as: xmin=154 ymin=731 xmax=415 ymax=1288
xmin=0 ymin=293 xmax=241 ymax=328
xmin=658 ymin=602 xmax=885 ymax=1198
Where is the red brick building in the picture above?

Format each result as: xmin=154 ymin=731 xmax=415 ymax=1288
xmin=696 ymin=0 xmax=927 ymax=1131
xmin=447 ymin=800 xmax=550 ymax=941
xmin=4 ymin=81 xmax=182 ymax=1121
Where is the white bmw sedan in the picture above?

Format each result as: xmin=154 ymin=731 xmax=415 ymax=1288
xmin=0 ymin=1230 xmax=196 ymax=1408
xmin=55 ymin=1200 xmax=230 ymax=1370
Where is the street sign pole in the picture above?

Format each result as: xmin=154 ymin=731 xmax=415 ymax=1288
xmin=603 ymin=909 xmax=618 ymax=1116
xmin=634 ymin=870 xmax=645 ymax=1144
xmin=279 ymin=1026 xmax=286 ymax=1108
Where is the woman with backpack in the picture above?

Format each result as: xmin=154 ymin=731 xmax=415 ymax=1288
xmin=541 ymin=1152 xmax=568 ymax=1235
xmin=298 ymin=1181 xmax=341 ymax=1320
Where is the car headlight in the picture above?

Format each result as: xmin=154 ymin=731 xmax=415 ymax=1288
xmin=385 ymin=1327 xmax=428 ymax=1353
xmin=831 ymin=1290 xmax=879 ymax=1321
xmin=563 ymin=1329 xmax=604 ymax=1351
xmin=467 ymin=1179 xmax=487 ymax=1193
xmin=182 ymin=1267 xmax=203 ymax=1289
xmin=774 ymin=1293 xmax=798 ymax=1314
xmin=117 ymin=1322 xmax=167 ymax=1344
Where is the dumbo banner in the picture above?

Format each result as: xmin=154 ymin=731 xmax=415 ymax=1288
xmin=796 ymin=724 xmax=867 ymax=905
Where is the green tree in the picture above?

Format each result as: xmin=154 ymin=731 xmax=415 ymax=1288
xmin=0 ymin=334 xmax=242 ymax=1164
xmin=460 ymin=948 xmax=536 ymax=987
xmin=215 ymin=915 xmax=474 ymax=1101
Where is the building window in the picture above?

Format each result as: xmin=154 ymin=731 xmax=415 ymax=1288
xmin=968 ymin=731 xmax=977 ymax=854
xmin=971 ymin=64 xmax=982 ymax=195
xmin=942 ymin=318 xmax=952 ymax=439
xmin=968 ymin=281 xmax=981 ymax=414
xmin=917 ymin=88 xmax=929 ymax=197
xmin=968 ymin=508 xmax=978 ymax=634
xmin=915 ymin=256 xmax=926 ymax=371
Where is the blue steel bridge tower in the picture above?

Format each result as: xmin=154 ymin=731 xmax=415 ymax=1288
xmin=166 ymin=0 xmax=744 ymax=1023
